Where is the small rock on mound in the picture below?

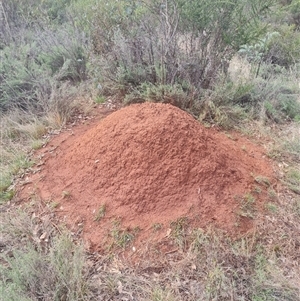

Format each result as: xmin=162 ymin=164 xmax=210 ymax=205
xmin=24 ymin=103 xmax=274 ymax=251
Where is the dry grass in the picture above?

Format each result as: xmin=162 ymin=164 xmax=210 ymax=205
xmin=1 ymin=188 xmax=299 ymax=301
xmin=0 ymin=82 xmax=95 ymax=203
xmin=0 ymin=201 xmax=90 ymax=301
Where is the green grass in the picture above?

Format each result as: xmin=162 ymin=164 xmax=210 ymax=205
xmin=109 ymin=219 xmax=139 ymax=249
xmin=152 ymin=223 xmax=163 ymax=232
xmin=0 ymin=207 xmax=90 ymax=301
xmin=1 ymin=236 xmax=89 ymax=301
xmin=294 ymin=197 xmax=300 ymax=217
xmin=94 ymin=204 xmax=106 ymax=222
xmin=170 ymin=217 xmax=188 ymax=248
xmin=151 ymin=287 xmax=177 ymax=301
xmin=286 ymin=168 xmax=300 ymax=194
xmin=0 ymin=173 xmax=12 ymax=193
xmin=31 ymin=139 xmax=45 ymax=150
xmin=95 ymin=95 xmax=106 ymax=104
xmin=0 ymin=190 xmax=15 ymax=204
xmin=0 ymin=153 xmax=34 ymax=203
xmin=236 ymin=193 xmax=256 ymax=218
xmin=254 ymin=175 xmax=271 ymax=187
xmin=265 ymin=202 xmax=278 ymax=213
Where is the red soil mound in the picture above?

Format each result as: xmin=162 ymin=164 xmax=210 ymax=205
xmin=20 ymin=103 xmax=274 ymax=253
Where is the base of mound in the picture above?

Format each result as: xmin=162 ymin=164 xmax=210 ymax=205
xmin=18 ymin=103 xmax=276 ymax=255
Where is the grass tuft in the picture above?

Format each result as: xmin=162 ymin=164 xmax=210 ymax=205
xmin=94 ymin=204 xmax=106 ymax=222
xmin=0 ymin=206 xmax=91 ymax=301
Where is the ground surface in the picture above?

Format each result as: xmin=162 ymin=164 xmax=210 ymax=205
xmin=18 ymin=103 xmax=276 ymax=256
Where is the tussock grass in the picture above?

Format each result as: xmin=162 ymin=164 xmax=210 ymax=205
xmin=0 ymin=82 xmax=93 ymax=204
xmin=0 ymin=203 xmax=90 ymax=301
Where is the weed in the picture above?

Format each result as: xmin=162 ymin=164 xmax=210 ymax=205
xmin=124 ymin=83 xmax=193 ymax=111
xmin=0 ymin=190 xmax=15 ymax=204
xmin=294 ymin=198 xmax=300 ymax=217
xmin=31 ymin=139 xmax=45 ymax=150
xmin=151 ymin=287 xmax=177 ymax=301
xmin=286 ymin=169 xmax=300 ymax=184
xmin=11 ymin=155 xmax=34 ymax=175
xmin=285 ymin=168 xmax=300 ymax=194
xmin=61 ymin=190 xmax=71 ymax=199
xmin=254 ymin=175 xmax=271 ymax=187
xmin=0 ymin=207 xmax=91 ymax=301
xmin=253 ymin=185 xmax=262 ymax=194
xmin=48 ymin=201 xmax=60 ymax=209
xmin=268 ymin=188 xmax=277 ymax=200
xmin=152 ymin=223 xmax=163 ymax=232
xmin=170 ymin=217 xmax=188 ymax=248
xmin=94 ymin=204 xmax=106 ymax=222
xmin=190 ymin=228 xmax=210 ymax=252
xmin=236 ymin=193 xmax=256 ymax=218
xmin=95 ymin=95 xmax=106 ymax=104
xmin=205 ymin=264 xmax=226 ymax=300
xmin=265 ymin=202 xmax=278 ymax=213
xmin=110 ymin=220 xmax=138 ymax=249
xmin=0 ymin=174 xmax=12 ymax=193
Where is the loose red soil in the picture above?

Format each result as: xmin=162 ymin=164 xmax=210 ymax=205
xmin=19 ymin=103 xmax=275 ymax=254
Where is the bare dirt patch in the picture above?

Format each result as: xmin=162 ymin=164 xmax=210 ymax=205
xmin=18 ymin=103 xmax=275 ymax=255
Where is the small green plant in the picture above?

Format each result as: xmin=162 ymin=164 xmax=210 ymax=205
xmin=110 ymin=220 xmax=138 ymax=249
xmin=61 ymin=190 xmax=71 ymax=198
xmin=151 ymin=287 xmax=176 ymax=301
xmin=48 ymin=201 xmax=60 ymax=209
xmin=265 ymin=202 xmax=277 ymax=213
xmin=239 ymin=32 xmax=280 ymax=77
xmin=0 ymin=190 xmax=15 ymax=204
xmin=10 ymin=155 xmax=34 ymax=175
xmin=94 ymin=204 xmax=106 ymax=222
xmin=170 ymin=217 xmax=188 ymax=248
xmin=285 ymin=168 xmax=300 ymax=194
xmin=152 ymin=223 xmax=163 ymax=232
xmin=95 ymin=95 xmax=106 ymax=104
xmin=0 ymin=218 xmax=90 ymax=301
xmin=0 ymin=174 xmax=12 ymax=194
xmin=267 ymin=188 xmax=277 ymax=200
xmin=237 ymin=193 xmax=256 ymax=218
xmin=190 ymin=228 xmax=210 ymax=252
xmin=124 ymin=83 xmax=191 ymax=109
xmin=254 ymin=175 xmax=271 ymax=187
xmin=252 ymin=186 xmax=262 ymax=194
xmin=294 ymin=198 xmax=300 ymax=217
xmin=31 ymin=139 xmax=45 ymax=150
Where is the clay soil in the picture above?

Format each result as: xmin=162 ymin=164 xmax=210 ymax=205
xmin=19 ymin=103 xmax=275 ymax=254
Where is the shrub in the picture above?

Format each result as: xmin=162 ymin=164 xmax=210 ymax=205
xmin=266 ymin=24 xmax=300 ymax=67
xmin=71 ymin=0 xmax=274 ymax=92
xmin=0 ymin=233 xmax=89 ymax=300
xmin=198 ymin=60 xmax=300 ymax=126
xmin=0 ymin=26 xmax=87 ymax=112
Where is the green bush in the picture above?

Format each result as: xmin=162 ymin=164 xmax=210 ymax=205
xmin=250 ymin=65 xmax=300 ymax=122
xmin=71 ymin=0 xmax=274 ymax=92
xmin=0 ymin=27 xmax=87 ymax=112
xmin=198 ymin=61 xmax=300 ymax=126
xmin=267 ymin=24 xmax=300 ymax=66
xmin=0 ymin=233 xmax=89 ymax=301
